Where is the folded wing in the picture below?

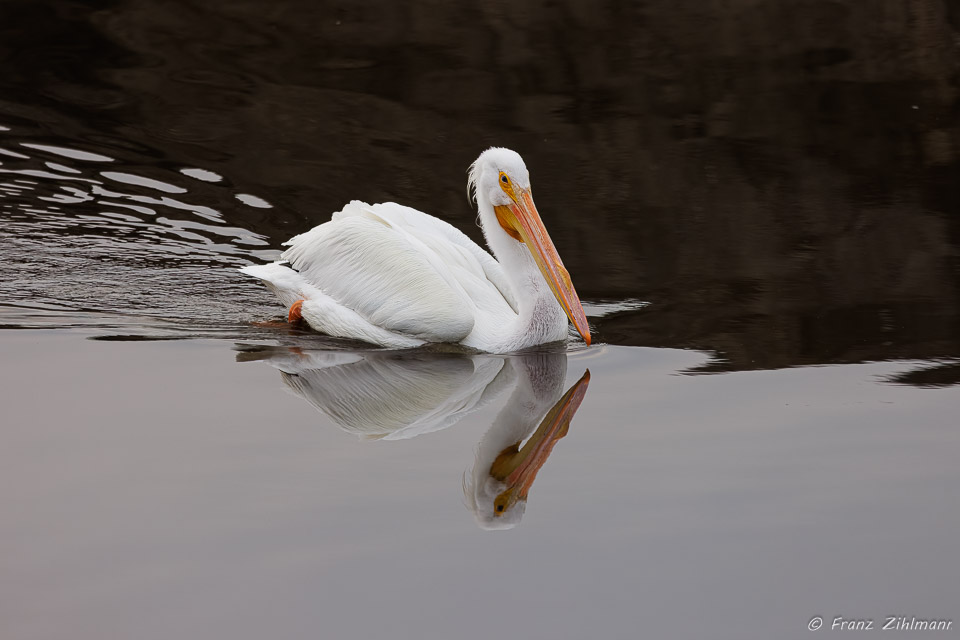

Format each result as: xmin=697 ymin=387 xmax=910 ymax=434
xmin=278 ymin=201 xmax=516 ymax=343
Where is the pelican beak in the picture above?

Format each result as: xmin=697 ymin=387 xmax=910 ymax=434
xmin=489 ymin=370 xmax=591 ymax=516
xmin=494 ymin=189 xmax=592 ymax=345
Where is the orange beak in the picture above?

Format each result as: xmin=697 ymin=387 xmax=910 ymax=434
xmin=494 ymin=189 xmax=591 ymax=345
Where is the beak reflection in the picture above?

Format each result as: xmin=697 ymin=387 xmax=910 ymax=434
xmin=488 ymin=370 xmax=590 ymax=518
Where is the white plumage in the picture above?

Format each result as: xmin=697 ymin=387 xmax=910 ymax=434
xmin=240 ymin=148 xmax=591 ymax=353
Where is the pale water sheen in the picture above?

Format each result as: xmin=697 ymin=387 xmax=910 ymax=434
xmin=1 ymin=330 xmax=958 ymax=640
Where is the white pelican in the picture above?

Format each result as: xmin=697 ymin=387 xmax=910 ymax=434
xmin=240 ymin=147 xmax=591 ymax=352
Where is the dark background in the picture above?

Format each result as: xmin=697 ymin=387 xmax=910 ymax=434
xmin=1 ymin=0 xmax=958 ymax=376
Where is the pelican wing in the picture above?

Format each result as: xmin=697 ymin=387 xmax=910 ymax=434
xmin=349 ymin=202 xmax=519 ymax=313
xmin=280 ymin=201 xmax=517 ymax=343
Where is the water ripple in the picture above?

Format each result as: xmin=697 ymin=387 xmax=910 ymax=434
xmin=0 ymin=132 xmax=281 ymax=334
xmin=20 ymin=143 xmax=114 ymax=162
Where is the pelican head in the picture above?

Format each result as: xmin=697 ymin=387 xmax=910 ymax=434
xmin=468 ymin=148 xmax=591 ymax=345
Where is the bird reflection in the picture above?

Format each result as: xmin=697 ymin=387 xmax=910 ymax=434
xmin=238 ymin=346 xmax=590 ymax=528
xmin=466 ymin=355 xmax=589 ymax=529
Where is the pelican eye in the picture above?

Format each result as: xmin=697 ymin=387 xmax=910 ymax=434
xmin=500 ymin=173 xmax=509 ymax=185
xmin=497 ymin=504 xmax=504 ymax=512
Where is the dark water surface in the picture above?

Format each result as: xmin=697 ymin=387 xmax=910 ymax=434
xmin=2 ymin=2 xmax=960 ymax=639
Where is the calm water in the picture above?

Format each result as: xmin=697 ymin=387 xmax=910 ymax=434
xmin=2 ymin=2 xmax=959 ymax=639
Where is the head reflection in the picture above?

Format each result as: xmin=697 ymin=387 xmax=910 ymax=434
xmin=464 ymin=353 xmax=589 ymax=529
xmin=240 ymin=346 xmax=590 ymax=528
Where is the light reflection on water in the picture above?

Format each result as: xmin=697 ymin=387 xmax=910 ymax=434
xmin=0 ymin=130 xmax=283 ymax=331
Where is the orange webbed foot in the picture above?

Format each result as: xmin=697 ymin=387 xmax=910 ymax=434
xmin=288 ymin=299 xmax=305 ymax=324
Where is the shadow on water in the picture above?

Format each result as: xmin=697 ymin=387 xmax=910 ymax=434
xmin=237 ymin=343 xmax=590 ymax=529
xmin=0 ymin=0 xmax=958 ymax=383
